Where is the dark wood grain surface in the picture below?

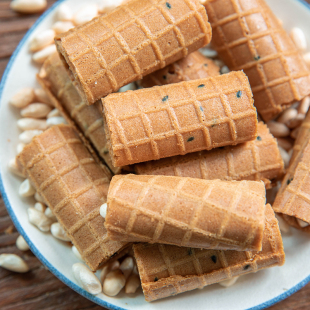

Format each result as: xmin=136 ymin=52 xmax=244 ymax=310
xmin=0 ymin=0 xmax=310 ymax=309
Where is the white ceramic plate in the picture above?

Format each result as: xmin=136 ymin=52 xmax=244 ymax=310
xmin=1 ymin=0 xmax=310 ymax=309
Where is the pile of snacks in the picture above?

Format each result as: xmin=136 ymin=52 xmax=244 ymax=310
xmin=6 ymin=0 xmax=310 ymax=303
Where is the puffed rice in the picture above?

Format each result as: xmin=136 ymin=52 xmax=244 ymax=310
xmin=10 ymin=0 xmax=47 ymax=14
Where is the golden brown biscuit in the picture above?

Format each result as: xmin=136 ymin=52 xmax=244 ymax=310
xmin=105 ymin=174 xmax=266 ymax=252
xmin=55 ymin=0 xmax=212 ymax=105
xmin=103 ymin=71 xmax=258 ymax=167
xmin=133 ymin=204 xmax=284 ymax=302
xmin=204 ymin=0 xmax=310 ymax=121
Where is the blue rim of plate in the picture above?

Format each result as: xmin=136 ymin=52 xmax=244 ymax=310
xmin=1 ymin=0 xmax=310 ymax=309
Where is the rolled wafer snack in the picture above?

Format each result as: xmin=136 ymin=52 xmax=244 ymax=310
xmin=105 ymin=174 xmax=267 ymax=251
xmin=135 ymin=122 xmax=284 ymax=188
xmin=133 ymin=204 xmax=284 ymax=302
xmin=203 ymin=0 xmax=310 ymax=122
xmin=291 ymin=110 xmax=310 ymax=165
xmin=16 ymin=125 xmax=128 ymax=271
xmin=273 ymin=139 xmax=310 ymax=229
xmin=37 ymin=53 xmax=121 ymax=174
xmin=139 ymin=51 xmax=220 ymax=88
xmin=55 ymin=0 xmax=212 ymax=105
xmin=103 ymin=71 xmax=258 ymax=167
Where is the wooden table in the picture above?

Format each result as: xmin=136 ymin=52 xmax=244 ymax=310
xmin=0 ymin=0 xmax=310 ymax=309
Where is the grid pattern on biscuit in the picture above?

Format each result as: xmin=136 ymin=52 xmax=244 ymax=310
xmin=276 ymin=135 xmax=310 ymax=200
xmin=275 ymin=160 xmax=310 ymax=222
xmin=133 ymin=206 xmax=283 ymax=301
xmin=57 ymin=0 xmax=211 ymax=103
xmin=135 ymin=123 xmax=283 ymax=184
xmin=140 ymin=51 xmax=220 ymax=87
xmin=104 ymin=71 xmax=257 ymax=166
xmin=42 ymin=56 xmax=118 ymax=174
xmin=108 ymin=175 xmax=265 ymax=250
xmin=38 ymin=73 xmax=114 ymax=181
xmin=205 ymin=0 xmax=310 ymax=120
xmin=292 ymin=112 xmax=310 ymax=162
xmin=18 ymin=126 xmax=122 ymax=270
xmin=273 ymin=138 xmax=310 ymax=219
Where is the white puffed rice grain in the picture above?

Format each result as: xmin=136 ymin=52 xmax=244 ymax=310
xmin=46 ymin=116 xmax=66 ymax=127
xmin=278 ymin=146 xmax=290 ymax=168
xmin=21 ymin=103 xmax=52 ymax=118
xmin=16 ymin=235 xmax=30 ymax=251
xmin=16 ymin=143 xmax=26 ymax=154
xmin=286 ymin=114 xmax=305 ymax=129
xmin=19 ymin=130 xmax=43 ymax=144
xmin=17 ymin=118 xmax=48 ymax=131
xmin=52 ymin=21 xmax=74 ymax=34
xmin=8 ymin=158 xmax=25 ymax=178
xmin=28 ymin=207 xmax=52 ymax=232
xmin=34 ymin=192 xmax=45 ymax=203
xmin=267 ymin=121 xmax=290 ymax=138
xmin=0 ymin=254 xmax=29 ymax=273
xmin=29 ymin=29 xmax=55 ymax=52
xmin=100 ymin=203 xmax=107 ymax=218
xmin=72 ymin=263 xmax=102 ymax=295
xmin=297 ymin=219 xmax=309 ymax=228
xmin=10 ymin=0 xmax=47 ymax=14
xmin=9 ymin=88 xmax=35 ymax=109
xmin=72 ymin=246 xmax=83 ymax=261
xmin=290 ymin=27 xmax=307 ymax=51
xmin=19 ymin=179 xmax=35 ymax=197
xmin=32 ymin=44 xmax=57 ymax=64
xmin=120 ymin=257 xmax=134 ymax=280
xmin=56 ymin=3 xmax=73 ymax=21
xmin=277 ymin=108 xmax=298 ymax=124
xmin=51 ymin=223 xmax=70 ymax=241
xmin=34 ymin=88 xmax=52 ymax=106
xmin=45 ymin=207 xmax=57 ymax=222
xmin=73 ymin=4 xmax=98 ymax=26
xmin=47 ymin=109 xmax=61 ymax=118
xmin=125 ymin=266 xmax=141 ymax=294
xmin=102 ymin=270 xmax=126 ymax=296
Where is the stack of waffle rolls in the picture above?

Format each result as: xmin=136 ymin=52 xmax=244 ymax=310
xmin=203 ymin=0 xmax=310 ymax=122
xmin=38 ymin=53 xmax=120 ymax=174
xmin=133 ymin=204 xmax=284 ymax=302
xmin=16 ymin=125 xmax=128 ymax=271
xmin=55 ymin=0 xmax=212 ymax=105
xmin=105 ymin=174 xmax=267 ymax=251
xmin=102 ymin=71 xmax=258 ymax=167
xmin=134 ymin=122 xmax=284 ymax=188
xmin=38 ymin=0 xmax=292 ymax=301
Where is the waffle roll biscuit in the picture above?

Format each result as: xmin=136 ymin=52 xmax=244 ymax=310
xmin=203 ymin=0 xmax=310 ymax=122
xmin=17 ymin=125 xmax=128 ymax=271
xmin=273 ymin=139 xmax=310 ymax=228
xmin=133 ymin=204 xmax=284 ymax=302
xmin=105 ymin=174 xmax=266 ymax=251
xmin=139 ymin=51 xmax=220 ymax=88
xmin=291 ymin=110 xmax=310 ymax=165
xmin=135 ymin=122 xmax=284 ymax=188
xmin=55 ymin=0 xmax=212 ymax=105
xmin=37 ymin=54 xmax=120 ymax=174
xmin=103 ymin=71 xmax=258 ymax=167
